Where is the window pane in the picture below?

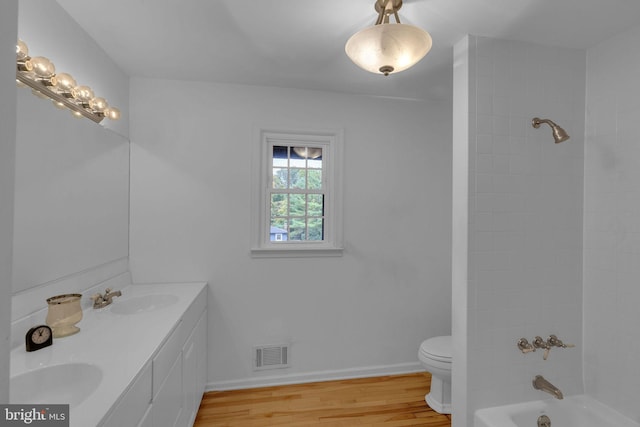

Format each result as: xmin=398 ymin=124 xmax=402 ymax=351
xmin=307 ymin=218 xmax=324 ymax=241
xmin=307 ymin=194 xmax=323 ymax=216
xmin=289 ymin=168 xmax=306 ymax=189
xmin=293 ymin=146 xmax=322 ymax=161
xmin=272 ymin=168 xmax=288 ymax=189
xmin=307 ymin=158 xmax=322 ymax=169
xmin=271 ymin=217 xmax=287 ymax=229
xmin=271 ymin=194 xmax=287 ymax=217
xmin=272 ymin=145 xmax=288 ymax=159
xmin=307 ymin=169 xmax=322 ymax=190
xmin=270 ymin=218 xmax=288 ymax=242
xmin=290 ymin=157 xmax=306 ymax=168
xmin=272 ymin=158 xmax=288 ymax=168
xmin=290 ymin=194 xmax=306 ymax=217
xmin=289 ymin=218 xmax=306 ymax=241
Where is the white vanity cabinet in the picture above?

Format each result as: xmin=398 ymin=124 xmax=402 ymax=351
xmin=99 ymin=284 xmax=207 ymax=427
xmin=151 ymin=309 xmax=207 ymax=427
xmin=181 ymin=312 xmax=207 ymax=426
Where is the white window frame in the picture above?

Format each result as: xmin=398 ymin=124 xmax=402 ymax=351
xmin=251 ymin=128 xmax=344 ymax=258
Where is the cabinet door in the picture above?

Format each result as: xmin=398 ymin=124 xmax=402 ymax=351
xmin=182 ymin=335 xmax=197 ymax=426
xmin=152 ymin=353 xmax=183 ymax=427
xmin=182 ymin=311 xmax=207 ymax=426
xmin=194 ymin=312 xmax=207 ymax=400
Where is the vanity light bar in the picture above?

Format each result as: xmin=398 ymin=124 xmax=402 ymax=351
xmin=16 ymin=73 xmax=104 ymax=123
xmin=15 ymin=38 xmax=120 ymax=124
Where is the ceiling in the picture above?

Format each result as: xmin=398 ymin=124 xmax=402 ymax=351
xmin=56 ymin=0 xmax=640 ymax=101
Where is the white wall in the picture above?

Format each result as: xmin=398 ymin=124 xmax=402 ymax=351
xmin=451 ymin=36 xmax=469 ymax=427
xmin=0 ymin=0 xmax=19 ymax=404
xmin=584 ymin=23 xmax=640 ymax=421
xmin=454 ymin=36 xmax=585 ymax=426
xmin=129 ymin=78 xmax=452 ymax=388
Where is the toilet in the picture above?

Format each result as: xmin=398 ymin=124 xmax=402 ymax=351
xmin=418 ymin=335 xmax=452 ymax=414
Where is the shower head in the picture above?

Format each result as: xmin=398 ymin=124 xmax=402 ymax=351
xmin=532 ymin=117 xmax=570 ymax=143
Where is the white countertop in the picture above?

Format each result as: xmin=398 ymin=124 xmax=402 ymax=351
xmin=10 ymin=282 xmax=207 ymax=427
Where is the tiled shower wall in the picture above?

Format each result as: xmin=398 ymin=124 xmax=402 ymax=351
xmin=454 ymin=36 xmax=586 ymax=426
xmin=584 ymin=24 xmax=640 ymax=422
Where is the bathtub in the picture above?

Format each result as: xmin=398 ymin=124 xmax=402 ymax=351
xmin=475 ymin=395 xmax=639 ymax=427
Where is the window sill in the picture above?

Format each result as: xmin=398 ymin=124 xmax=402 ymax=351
xmin=250 ymin=246 xmax=344 ymax=258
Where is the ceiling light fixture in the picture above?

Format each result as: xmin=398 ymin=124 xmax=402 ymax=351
xmin=345 ymin=0 xmax=432 ymax=76
xmin=15 ymin=39 xmax=120 ymax=123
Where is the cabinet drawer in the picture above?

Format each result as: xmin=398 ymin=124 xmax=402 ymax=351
xmin=181 ymin=287 xmax=206 ymax=335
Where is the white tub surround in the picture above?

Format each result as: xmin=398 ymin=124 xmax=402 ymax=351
xmin=10 ymin=282 xmax=207 ymax=427
xmin=474 ymin=395 xmax=640 ymax=427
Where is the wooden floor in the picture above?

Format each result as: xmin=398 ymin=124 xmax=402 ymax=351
xmin=194 ymin=373 xmax=452 ymax=427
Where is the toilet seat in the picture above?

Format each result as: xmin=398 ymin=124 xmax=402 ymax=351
xmin=420 ymin=336 xmax=452 ymax=363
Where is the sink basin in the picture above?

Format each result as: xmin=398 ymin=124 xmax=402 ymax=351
xmin=110 ymin=294 xmax=178 ymax=315
xmin=10 ymin=363 xmax=102 ymax=406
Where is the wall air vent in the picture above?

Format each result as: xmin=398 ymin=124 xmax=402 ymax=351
xmin=254 ymin=344 xmax=290 ymax=370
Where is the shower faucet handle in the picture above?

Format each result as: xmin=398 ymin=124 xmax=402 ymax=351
xmin=547 ymin=335 xmax=575 ymax=348
xmin=547 ymin=335 xmax=563 ymax=347
xmin=517 ymin=338 xmax=535 ymax=353
xmin=532 ymin=336 xmax=549 ymax=349
xmin=532 ymin=336 xmax=551 ymax=359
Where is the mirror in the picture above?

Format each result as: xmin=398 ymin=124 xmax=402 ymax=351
xmin=12 ymin=87 xmax=129 ymax=294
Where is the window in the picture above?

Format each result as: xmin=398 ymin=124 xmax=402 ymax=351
xmin=252 ymin=128 xmax=343 ymax=257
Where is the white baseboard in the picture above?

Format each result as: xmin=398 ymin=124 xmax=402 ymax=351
xmin=207 ymin=362 xmax=424 ymax=391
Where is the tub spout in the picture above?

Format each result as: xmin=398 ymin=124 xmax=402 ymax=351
xmin=532 ymin=375 xmax=563 ymax=400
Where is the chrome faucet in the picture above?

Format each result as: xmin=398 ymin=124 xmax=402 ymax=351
xmin=537 ymin=415 xmax=551 ymax=427
xmin=532 ymin=375 xmax=563 ymax=400
xmin=91 ymin=288 xmax=122 ymax=309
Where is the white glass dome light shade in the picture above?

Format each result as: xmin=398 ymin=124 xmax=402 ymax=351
xmin=345 ymin=23 xmax=432 ymax=76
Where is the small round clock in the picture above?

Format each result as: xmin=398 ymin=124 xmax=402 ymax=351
xmin=25 ymin=325 xmax=53 ymax=352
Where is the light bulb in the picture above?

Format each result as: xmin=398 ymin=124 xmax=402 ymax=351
xmin=89 ymin=97 xmax=108 ymax=112
xmin=55 ymin=73 xmax=77 ymax=95
xmin=30 ymin=56 xmax=55 ymax=78
xmin=16 ymin=39 xmax=29 ymax=61
xmin=104 ymin=107 xmax=121 ymax=120
xmin=72 ymin=85 xmax=94 ymax=103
